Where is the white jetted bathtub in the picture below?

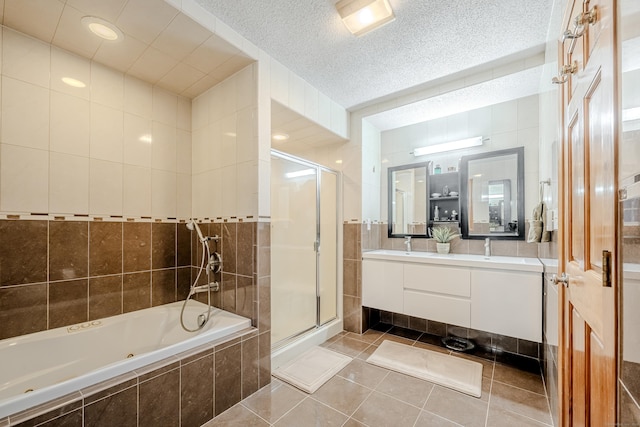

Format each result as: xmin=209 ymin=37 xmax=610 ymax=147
xmin=0 ymin=300 xmax=251 ymax=418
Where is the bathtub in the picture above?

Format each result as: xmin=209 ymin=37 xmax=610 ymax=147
xmin=0 ymin=300 xmax=251 ymax=419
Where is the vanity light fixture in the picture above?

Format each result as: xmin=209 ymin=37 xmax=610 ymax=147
xmin=336 ymin=0 xmax=395 ymax=36
xmin=81 ymin=16 xmax=124 ymax=41
xmin=413 ymin=136 xmax=483 ymax=157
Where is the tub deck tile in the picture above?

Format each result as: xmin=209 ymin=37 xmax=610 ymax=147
xmin=136 ymin=358 xmax=180 ymax=382
xmin=84 ymin=385 xmax=137 ymax=427
xmin=8 ymin=392 xmax=82 ymax=427
xmin=81 ymin=372 xmax=138 ymax=405
xmin=139 ymin=368 xmax=180 ymax=427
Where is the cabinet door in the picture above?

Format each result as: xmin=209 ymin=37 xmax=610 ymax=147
xmin=404 ymin=291 xmax=470 ymax=327
xmin=471 ymin=270 xmax=542 ymax=342
xmin=362 ymin=259 xmax=403 ymax=313
xmin=404 ymin=264 xmax=470 ymax=297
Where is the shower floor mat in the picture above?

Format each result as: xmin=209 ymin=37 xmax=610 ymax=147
xmin=366 ymin=340 xmax=483 ymax=397
xmin=272 ymin=346 xmax=352 ymax=393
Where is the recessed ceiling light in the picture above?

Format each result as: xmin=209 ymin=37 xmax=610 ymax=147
xmin=336 ymin=0 xmax=395 ymax=36
xmin=272 ymin=133 xmax=289 ymax=141
xmin=61 ymin=77 xmax=86 ymax=88
xmin=224 ymin=132 xmax=237 ymax=137
xmin=335 ymin=159 xmax=343 ymax=164
xmin=81 ymin=16 xmax=124 ymax=41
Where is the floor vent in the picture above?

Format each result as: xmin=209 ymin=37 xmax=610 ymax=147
xmin=442 ymin=336 xmax=475 ymax=352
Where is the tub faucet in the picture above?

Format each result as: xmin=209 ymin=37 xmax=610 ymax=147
xmin=404 ymin=236 xmax=412 ymax=253
xmin=484 ymin=238 xmax=491 ymax=257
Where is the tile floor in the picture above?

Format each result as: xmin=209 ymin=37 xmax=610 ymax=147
xmin=203 ymin=326 xmax=554 ymax=427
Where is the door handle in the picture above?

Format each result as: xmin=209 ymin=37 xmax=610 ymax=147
xmin=552 ymin=272 xmax=570 ymax=287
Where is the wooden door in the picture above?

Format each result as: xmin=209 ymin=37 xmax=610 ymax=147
xmin=557 ymin=0 xmax=618 ymax=426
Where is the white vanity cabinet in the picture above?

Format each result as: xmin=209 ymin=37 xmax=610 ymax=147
xmin=362 ymin=259 xmax=403 ymax=313
xmin=470 ymin=269 xmax=542 ymax=342
xmin=403 ymin=264 xmax=471 ymax=327
xmin=361 ymin=250 xmax=544 ymax=343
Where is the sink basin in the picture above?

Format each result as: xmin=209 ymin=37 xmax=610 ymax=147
xmin=362 ymin=249 xmax=543 ymax=272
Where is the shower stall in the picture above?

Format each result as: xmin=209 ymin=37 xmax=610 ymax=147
xmin=270 ymin=151 xmax=341 ymax=362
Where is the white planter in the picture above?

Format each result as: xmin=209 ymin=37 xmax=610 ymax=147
xmin=436 ymin=242 xmax=451 ymax=254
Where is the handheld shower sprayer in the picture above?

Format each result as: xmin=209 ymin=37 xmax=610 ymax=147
xmin=186 ymin=220 xmax=206 ymax=243
xmin=180 ymin=220 xmax=222 ymax=332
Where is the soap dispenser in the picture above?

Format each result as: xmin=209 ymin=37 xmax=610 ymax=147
xmin=434 ymin=205 xmax=440 ymax=221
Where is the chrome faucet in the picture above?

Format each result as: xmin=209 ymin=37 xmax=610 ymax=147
xmin=404 ymin=236 xmax=412 ymax=253
xmin=484 ymin=238 xmax=491 ymax=257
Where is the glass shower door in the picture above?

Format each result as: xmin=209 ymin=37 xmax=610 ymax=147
xmin=270 ymin=155 xmax=318 ymax=344
xmin=319 ymin=169 xmax=337 ymax=324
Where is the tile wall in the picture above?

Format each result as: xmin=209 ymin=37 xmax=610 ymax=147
xmin=191 ymin=64 xmax=258 ymax=219
xmin=0 ymin=24 xmax=270 ymax=426
xmin=0 ymin=27 xmax=192 ymax=218
xmin=0 ymin=219 xmax=192 ymax=340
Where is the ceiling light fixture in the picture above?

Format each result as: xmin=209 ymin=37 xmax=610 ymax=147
xmin=61 ymin=77 xmax=86 ymax=88
xmin=272 ymin=133 xmax=289 ymax=141
xmin=81 ymin=16 xmax=124 ymax=41
xmin=413 ymin=136 xmax=483 ymax=157
xmin=336 ymin=0 xmax=395 ymax=36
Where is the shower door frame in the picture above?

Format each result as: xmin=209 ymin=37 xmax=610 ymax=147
xmin=270 ymin=150 xmax=340 ymax=349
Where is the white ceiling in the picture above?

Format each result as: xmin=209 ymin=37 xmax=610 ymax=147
xmin=194 ymin=0 xmax=555 ymax=110
xmin=272 ymin=100 xmax=347 ymax=151
xmin=366 ymin=65 xmax=544 ymax=131
xmin=1 ymin=0 xmax=254 ymax=98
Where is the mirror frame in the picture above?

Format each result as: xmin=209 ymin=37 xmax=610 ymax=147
xmin=459 ymin=147 xmax=525 ymax=240
xmin=387 ymin=162 xmax=430 ymax=238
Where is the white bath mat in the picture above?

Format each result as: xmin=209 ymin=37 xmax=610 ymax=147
xmin=366 ymin=340 xmax=483 ymax=397
xmin=273 ymin=346 xmax=352 ymax=393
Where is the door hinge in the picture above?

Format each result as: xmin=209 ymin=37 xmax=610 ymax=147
xmin=602 ymin=250 xmax=612 ymax=287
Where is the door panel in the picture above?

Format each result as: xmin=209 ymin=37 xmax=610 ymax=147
xmin=319 ymin=169 xmax=338 ymax=325
xmin=558 ymin=0 xmax=617 ymax=426
xmin=571 ymin=306 xmax=587 ymax=426
xmin=270 ymin=155 xmax=318 ymax=345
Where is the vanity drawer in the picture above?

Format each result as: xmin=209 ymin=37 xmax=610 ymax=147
xmin=403 ymin=264 xmax=470 ymax=297
xmin=403 ymin=290 xmax=470 ymax=327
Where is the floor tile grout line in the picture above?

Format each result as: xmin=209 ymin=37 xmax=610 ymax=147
xmin=342 ymin=371 xmax=388 ymax=423
xmin=239 ymin=402 xmax=273 ymax=426
xmin=483 ymin=358 xmax=495 ymax=427
xmin=491 ymin=378 xmax=548 ymax=397
xmin=495 ymin=405 xmax=554 ymax=427
xmin=538 ymin=362 xmax=555 ymax=426
xmin=267 ymin=394 xmax=310 ymax=426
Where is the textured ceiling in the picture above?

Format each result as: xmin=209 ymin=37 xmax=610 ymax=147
xmin=195 ymin=0 xmax=554 ymax=110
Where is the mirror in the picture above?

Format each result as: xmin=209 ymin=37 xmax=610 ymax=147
xmin=388 ymin=162 xmax=429 ymax=237
xmin=460 ymin=147 xmax=524 ymax=239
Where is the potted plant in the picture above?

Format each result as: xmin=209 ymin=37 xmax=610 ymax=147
xmin=431 ymin=226 xmax=459 ymax=254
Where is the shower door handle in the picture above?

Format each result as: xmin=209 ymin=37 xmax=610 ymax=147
xmin=313 ymin=240 xmax=320 ymax=253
